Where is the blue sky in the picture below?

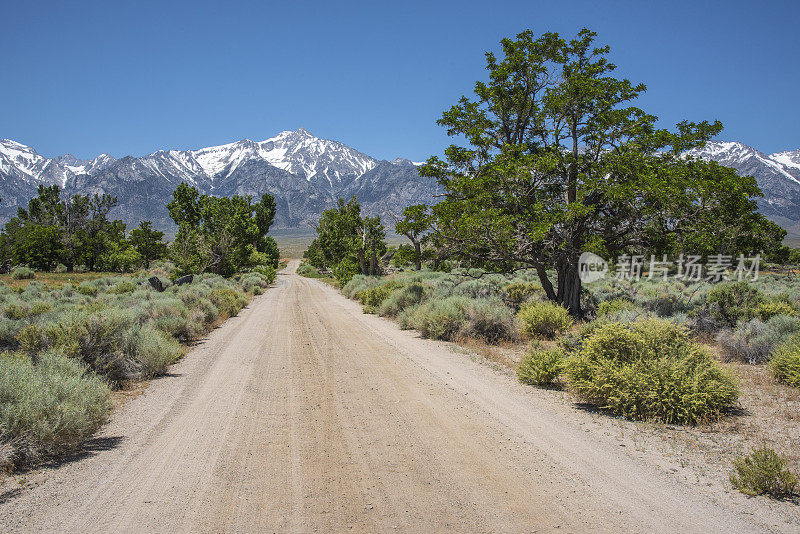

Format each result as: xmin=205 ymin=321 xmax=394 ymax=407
xmin=2 ymin=0 xmax=797 ymax=161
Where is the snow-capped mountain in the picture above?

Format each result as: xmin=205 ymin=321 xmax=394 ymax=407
xmin=685 ymin=141 xmax=800 ymax=231
xmin=0 ymin=129 xmax=439 ymax=230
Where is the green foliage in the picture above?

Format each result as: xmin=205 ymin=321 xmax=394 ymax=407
xmin=517 ymin=301 xmax=573 ymax=339
xmin=167 ymin=183 xmax=278 ymax=276
xmin=377 ymin=282 xmax=429 ymax=317
xmin=0 ymin=349 xmax=112 ymax=466
xmin=565 ymin=319 xmax=739 ymax=424
xmin=251 ymin=265 xmax=277 ymax=284
xmin=706 ymin=281 xmax=764 ymax=327
xmin=356 ymin=281 xmax=403 ymax=313
xmin=11 ymin=266 xmax=35 ymax=280
xmin=421 ymin=29 xmax=783 ymax=316
xmin=307 ymin=197 xmax=387 ymax=282
xmin=517 ymin=346 xmax=564 ymax=386
xmin=129 ymin=221 xmax=167 ymax=268
xmin=394 ymin=204 xmax=431 ymax=270
xmin=403 ymin=296 xmax=469 ymax=341
xmin=730 ymin=447 xmax=798 ymax=498
xmin=770 ymin=335 xmax=800 ymax=387
xmin=54 ymin=263 xmax=67 ymax=273
xmin=462 ymin=297 xmax=516 ymax=343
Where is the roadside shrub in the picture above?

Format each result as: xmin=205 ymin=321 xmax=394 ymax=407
xmin=251 ymin=265 xmax=277 ymax=284
xmin=643 ymin=293 xmax=686 ymax=317
xmin=770 ymin=335 xmax=800 ymax=387
xmin=517 ymin=301 xmax=573 ymax=339
xmin=125 ymin=325 xmax=183 ymax=377
xmin=342 ymin=275 xmax=382 ymax=299
xmin=565 ymin=319 xmax=739 ymax=424
xmin=109 ymin=281 xmax=136 ymax=294
xmin=755 ymin=300 xmax=796 ymax=321
xmin=517 ymin=346 xmax=564 ymax=386
xmin=463 ymin=297 xmax=516 ymax=343
xmin=504 ymin=282 xmax=538 ymax=309
xmin=11 ymin=266 xmax=35 ymax=280
xmin=377 ymin=282 xmax=428 ymax=317
xmin=597 ymin=298 xmax=636 ymax=318
xmin=0 ymin=349 xmax=112 ymax=465
xmin=706 ymin=281 xmax=764 ymax=327
xmin=730 ymin=447 xmax=798 ymax=498
xmin=717 ymin=315 xmax=800 ymax=364
xmin=405 ymin=296 xmax=468 ymax=341
xmin=356 ymin=281 xmax=403 ymax=313
xmin=209 ymin=287 xmax=248 ymax=318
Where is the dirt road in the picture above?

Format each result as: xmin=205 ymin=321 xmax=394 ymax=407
xmin=0 ymin=261 xmax=783 ymax=532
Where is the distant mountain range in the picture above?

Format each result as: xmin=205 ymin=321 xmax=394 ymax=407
xmin=1 ymin=131 xmax=799 ymax=236
xmin=685 ymin=141 xmax=800 ymax=236
xmin=0 ymin=128 xmax=439 ymax=231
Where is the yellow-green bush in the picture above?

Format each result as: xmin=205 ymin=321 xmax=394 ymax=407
xmin=770 ymin=336 xmax=800 ymax=387
xmin=730 ymin=447 xmax=798 ymax=498
xmin=597 ymin=298 xmax=636 ymax=318
xmin=517 ymin=346 xmax=564 ymax=386
xmin=565 ymin=319 xmax=738 ymax=425
xmin=517 ymin=301 xmax=573 ymax=339
xmin=504 ymin=282 xmax=538 ymax=308
xmin=755 ymin=300 xmax=796 ymax=321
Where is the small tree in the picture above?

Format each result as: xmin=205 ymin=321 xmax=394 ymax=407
xmin=394 ymin=204 xmax=431 ymax=270
xmin=129 ymin=221 xmax=167 ymax=268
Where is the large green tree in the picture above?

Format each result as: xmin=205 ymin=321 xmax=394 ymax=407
xmin=129 ymin=221 xmax=168 ymax=268
xmin=307 ymin=197 xmax=386 ymax=282
xmin=421 ymin=29 xmax=784 ymax=316
xmin=167 ymin=183 xmax=279 ymax=276
xmin=0 ymin=185 xmax=126 ymax=271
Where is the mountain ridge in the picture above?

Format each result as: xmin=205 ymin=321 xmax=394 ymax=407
xmin=2 ymin=132 xmax=799 ymax=235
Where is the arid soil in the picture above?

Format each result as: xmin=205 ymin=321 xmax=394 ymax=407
xmin=0 ymin=261 xmax=796 ymax=532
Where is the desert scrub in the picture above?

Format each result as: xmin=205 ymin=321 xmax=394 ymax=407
xmin=11 ymin=266 xmax=35 ymax=280
xmin=706 ymin=281 xmax=764 ymax=327
xmin=356 ymin=281 xmax=403 ymax=313
xmin=716 ymin=315 xmax=800 ymax=364
xmin=403 ymin=296 xmax=468 ymax=341
xmin=462 ymin=297 xmax=516 ymax=343
xmin=504 ymin=282 xmax=538 ymax=309
xmin=770 ymin=335 xmax=800 ymax=387
xmin=597 ymin=298 xmax=636 ymax=318
xmin=377 ymin=282 xmax=428 ymax=317
xmin=0 ymin=349 xmax=112 ymax=466
xmin=730 ymin=447 xmax=798 ymax=498
xmin=517 ymin=346 xmax=564 ymax=386
xmin=755 ymin=300 xmax=796 ymax=321
xmin=517 ymin=301 xmax=573 ymax=339
xmin=565 ymin=319 xmax=738 ymax=425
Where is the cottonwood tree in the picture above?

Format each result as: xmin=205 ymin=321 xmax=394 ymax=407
xmin=393 ymin=204 xmax=431 ymax=270
xmin=129 ymin=221 xmax=168 ymax=268
xmin=167 ymin=183 xmax=279 ymax=276
xmin=421 ymin=29 xmax=784 ymax=316
xmin=307 ymin=197 xmax=387 ymax=282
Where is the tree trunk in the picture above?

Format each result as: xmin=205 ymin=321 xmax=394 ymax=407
xmin=555 ymin=259 xmax=582 ymax=317
xmin=413 ymin=241 xmax=422 ymax=270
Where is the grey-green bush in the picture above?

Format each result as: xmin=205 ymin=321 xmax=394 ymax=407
xmin=730 ymin=447 xmax=798 ymax=498
xmin=0 ymin=350 xmax=112 ymax=466
xmin=11 ymin=266 xmax=35 ymax=280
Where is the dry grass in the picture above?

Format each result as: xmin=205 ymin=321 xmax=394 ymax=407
xmin=0 ymin=271 xmax=126 ymax=289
